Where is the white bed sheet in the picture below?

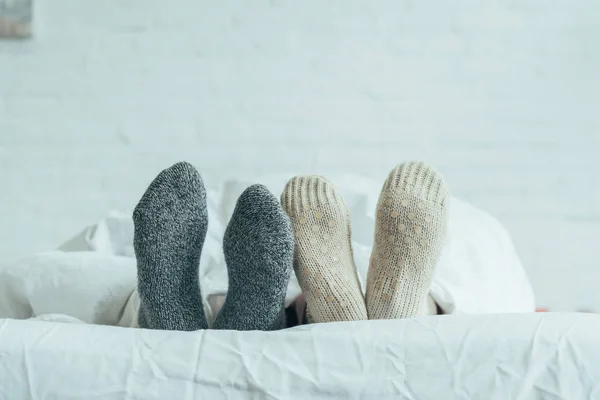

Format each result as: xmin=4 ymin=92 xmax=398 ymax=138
xmin=2 ymin=312 xmax=599 ymax=399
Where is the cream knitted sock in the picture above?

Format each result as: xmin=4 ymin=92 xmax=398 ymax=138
xmin=366 ymin=162 xmax=448 ymax=320
xmin=281 ymin=176 xmax=368 ymax=323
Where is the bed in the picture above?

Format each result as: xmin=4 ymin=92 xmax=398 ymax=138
xmin=1 ymin=174 xmax=574 ymax=399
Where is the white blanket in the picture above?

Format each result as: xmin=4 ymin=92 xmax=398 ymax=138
xmin=0 ymin=175 xmax=569 ymax=399
xmin=2 ymin=313 xmax=599 ymax=399
xmin=0 ymin=175 xmax=534 ymax=325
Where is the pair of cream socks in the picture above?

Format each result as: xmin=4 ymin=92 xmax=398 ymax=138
xmin=281 ymin=162 xmax=448 ymax=322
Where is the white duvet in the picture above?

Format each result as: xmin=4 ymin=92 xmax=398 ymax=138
xmin=0 ymin=175 xmax=556 ymax=399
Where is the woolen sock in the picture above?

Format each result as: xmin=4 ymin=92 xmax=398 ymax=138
xmin=281 ymin=176 xmax=368 ymax=323
xmin=133 ymin=161 xmax=209 ymax=331
xmin=366 ymin=162 xmax=448 ymax=320
xmin=212 ymin=184 xmax=294 ymax=331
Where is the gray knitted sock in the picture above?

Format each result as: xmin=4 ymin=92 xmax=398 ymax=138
xmin=212 ymin=184 xmax=294 ymax=331
xmin=133 ymin=162 xmax=208 ymax=331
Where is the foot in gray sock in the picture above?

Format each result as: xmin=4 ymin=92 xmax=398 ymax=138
xmin=133 ymin=161 xmax=208 ymax=331
xmin=212 ymin=184 xmax=294 ymax=331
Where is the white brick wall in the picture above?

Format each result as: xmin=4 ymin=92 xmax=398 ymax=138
xmin=1 ymin=0 xmax=599 ymax=310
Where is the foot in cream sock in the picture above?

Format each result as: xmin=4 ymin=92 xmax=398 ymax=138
xmin=366 ymin=162 xmax=448 ymax=320
xmin=281 ymin=176 xmax=367 ymax=323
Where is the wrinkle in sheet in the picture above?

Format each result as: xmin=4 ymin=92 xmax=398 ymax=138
xmin=564 ymin=332 xmax=593 ymax=390
xmin=21 ymin=339 xmax=38 ymax=400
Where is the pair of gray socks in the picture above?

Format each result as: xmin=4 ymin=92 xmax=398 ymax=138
xmin=133 ymin=162 xmax=294 ymax=331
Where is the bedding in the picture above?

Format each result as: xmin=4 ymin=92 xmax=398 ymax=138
xmin=0 ymin=175 xmax=534 ymax=325
xmin=2 ymin=312 xmax=599 ymax=399
xmin=0 ymin=175 xmax=543 ymax=398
